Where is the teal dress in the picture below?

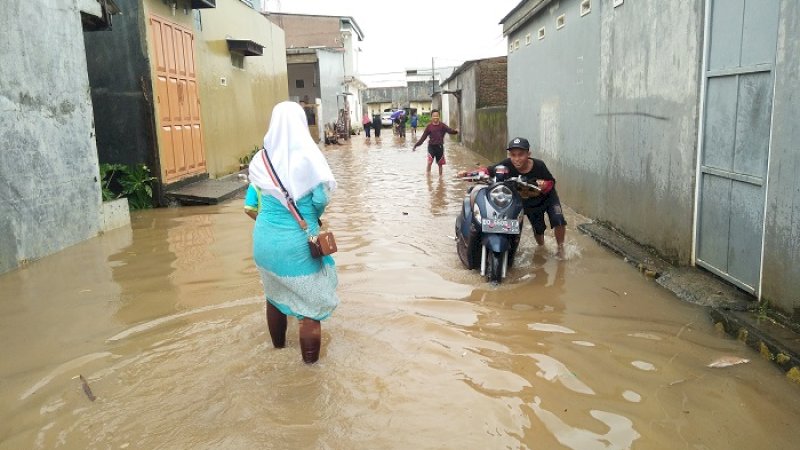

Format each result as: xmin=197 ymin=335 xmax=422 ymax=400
xmin=248 ymin=183 xmax=338 ymax=320
xmin=244 ymin=184 xmax=261 ymax=213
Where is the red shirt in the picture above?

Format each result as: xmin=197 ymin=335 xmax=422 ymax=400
xmin=414 ymin=122 xmax=457 ymax=147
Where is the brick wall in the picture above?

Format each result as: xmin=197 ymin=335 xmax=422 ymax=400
xmin=268 ymin=15 xmax=341 ymax=48
xmin=476 ymin=57 xmax=507 ymax=109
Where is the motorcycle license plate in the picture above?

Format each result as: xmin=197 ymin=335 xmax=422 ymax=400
xmin=481 ymin=219 xmax=520 ymax=234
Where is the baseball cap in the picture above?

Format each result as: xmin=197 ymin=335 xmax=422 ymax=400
xmin=506 ymin=137 xmax=530 ymax=151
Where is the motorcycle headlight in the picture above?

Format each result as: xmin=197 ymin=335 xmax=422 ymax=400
xmin=489 ymin=185 xmax=513 ymax=208
xmin=473 ymin=203 xmax=481 ymax=221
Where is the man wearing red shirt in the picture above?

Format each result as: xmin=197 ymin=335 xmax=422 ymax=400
xmin=412 ymin=109 xmax=458 ymax=176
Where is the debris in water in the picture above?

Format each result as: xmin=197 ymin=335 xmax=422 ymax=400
xmin=79 ymin=375 xmax=96 ymax=401
xmin=402 ymin=212 xmax=408 ymax=215
xmin=602 ymin=287 xmax=621 ymax=297
xmin=708 ymin=356 xmax=750 ymax=368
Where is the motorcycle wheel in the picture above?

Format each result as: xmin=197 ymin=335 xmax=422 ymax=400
xmin=487 ymin=251 xmax=504 ymax=283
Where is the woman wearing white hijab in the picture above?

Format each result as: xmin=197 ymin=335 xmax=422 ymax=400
xmin=247 ymin=101 xmax=338 ymax=364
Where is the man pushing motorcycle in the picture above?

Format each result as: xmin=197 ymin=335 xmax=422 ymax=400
xmin=458 ymin=137 xmax=567 ymax=255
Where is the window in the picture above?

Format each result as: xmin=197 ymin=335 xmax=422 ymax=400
xmin=230 ymin=53 xmax=244 ymax=69
xmin=514 ymin=39 xmax=520 ymax=50
xmin=525 ymin=33 xmax=532 ymax=45
xmin=557 ymin=14 xmax=566 ymax=29
xmin=613 ymin=0 xmax=624 ymax=6
xmin=580 ymin=0 xmax=591 ymax=16
xmin=509 ymin=43 xmax=514 ymax=53
xmin=538 ymin=27 xmax=546 ymax=40
xmin=295 ymin=79 xmax=305 ymax=89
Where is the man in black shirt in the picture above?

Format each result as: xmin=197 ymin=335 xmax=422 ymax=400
xmin=458 ymin=137 xmax=567 ymax=252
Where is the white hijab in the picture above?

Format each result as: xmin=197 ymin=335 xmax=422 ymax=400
xmin=248 ymin=101 xmax=336 ymax=207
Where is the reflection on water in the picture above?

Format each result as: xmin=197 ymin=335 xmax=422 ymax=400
xmin=2 ymin=137 xmax=800 ymax=449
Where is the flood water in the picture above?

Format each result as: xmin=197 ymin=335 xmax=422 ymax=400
xmin=2 ymin=133 xmax=800 ymax=449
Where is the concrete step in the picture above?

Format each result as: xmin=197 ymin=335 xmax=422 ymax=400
xmin=165 ymin=172 xmax=248 ymax=206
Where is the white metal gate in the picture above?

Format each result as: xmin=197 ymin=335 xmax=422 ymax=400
xmin=695 ymin=0 xmax=779 ymax=294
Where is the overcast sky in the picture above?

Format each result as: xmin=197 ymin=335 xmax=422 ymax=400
xmin=263 ymin=0 xmax=520 ymax=83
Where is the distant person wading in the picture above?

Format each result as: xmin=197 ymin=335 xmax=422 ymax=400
xmin=412 ymin=109 xmax=458 ymax=176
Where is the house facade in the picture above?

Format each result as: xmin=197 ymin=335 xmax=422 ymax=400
xmin=440 ymin=56 xmax=508 ymax=160
xmin=266 ymin=13 xmax=366 ymax=138
xmin=502 ymin=0 xmax=800 ymax=317
xmin=0 ymin=0 xmax=112 ymax=274
xmin=84 ymin=0 xmax=288 ymax=197
xmin=361 ymin=80 xmax=435 ymax=118
xmin=284 ymin=47 xmax=349 ymax=142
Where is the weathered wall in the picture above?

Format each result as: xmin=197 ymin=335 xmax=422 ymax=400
xmin=317 ymin=49 xmax=344 ymax=126
xmin=0 ymin=0 xmax=103 ymax=274
xmin=361 ymin=81 xmax=432 ymax=112
xmin=408 ymin=101 xmax=433 ymax=115
xmin=445 ymin=67 xmax=477 ymax=145
xmin=442 ymin=58 xmax=507 ymax=157
xmin=507 ymin=0 xmax=703 ymax=262
xmin=474 ymin=107 xmax=508 ymax=161
xmin=461 ymin=69 xmax=477 ymax=145
xmin=287 ymin=62 xmax=320 ymax=101
xmin=407 ymin=81 xmax=432 ymax=102
xmin=762 ymin=0 xmax=800 ymax=317
xmin=83 ymin=0 xmax=155 ymax=170
xmin=362 ymin=86 xmax=407 ymax=108
xmin=195 ymin=0 xmax=288 ymax=177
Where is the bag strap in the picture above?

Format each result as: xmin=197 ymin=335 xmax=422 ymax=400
xmin=260 ymin=149 xmax=309 ymax=230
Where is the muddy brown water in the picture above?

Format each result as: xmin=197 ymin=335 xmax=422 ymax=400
xmin=2 ymin=135 xmax=800 ymax=449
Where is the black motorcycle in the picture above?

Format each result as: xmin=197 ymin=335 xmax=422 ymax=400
xmin=455 ymin=166 xmax=540 ymax=282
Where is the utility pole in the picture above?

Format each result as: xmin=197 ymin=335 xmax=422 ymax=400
xmin=431 ymin=57 xmax=435 ymax=95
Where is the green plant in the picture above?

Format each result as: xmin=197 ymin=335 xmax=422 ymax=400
xmin=239 ymin=145 xmax=260 ymax=166
xmin=119 ymin=164 xmax=156 ymax=209
xmin=98 ymin=163 xmax=156 ymax=209
xmin=99 ymin=163 xmax=126 ymax=201
xmin=418 ymin=113 xmax=432 ymax=128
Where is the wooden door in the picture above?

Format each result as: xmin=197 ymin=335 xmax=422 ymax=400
xmin=149 ymin=15 xmax=206 ymax=183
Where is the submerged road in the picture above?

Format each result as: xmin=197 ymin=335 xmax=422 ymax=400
xmin=1 ymin=133 xmax=799 ymax=449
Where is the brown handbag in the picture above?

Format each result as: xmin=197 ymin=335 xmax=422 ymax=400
xmin=308 ymin=230 xmax=338 ymax=258
xmin=261 ymin=150 xmax=337 ymax=258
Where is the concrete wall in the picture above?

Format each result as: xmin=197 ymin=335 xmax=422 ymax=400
xmin=762 ymin=0 xmax=800 ymax=317
xmin=317 ymin=49 xmax=345 ymax=126
xmin=195 ymin=0 xmax=288 ymax=177
xmin=475 ymin=107 xmax=509 ymax=162
xmin=362 ymin=86 xmax=407 ymax=108
xmin=409 ymin=101 xmax=433 ymax=114
xmin=0 ymin=0 xmax=104 ymax=274
xmin=361 ymin=81 xmax=433 ymax=111
xmin=288 ymin=62 xmax=320 ymax=101
xmin=442 ymin=58 xmax=508 ymax=158
xmin=507 ymin=0 xmax=703 ymax=262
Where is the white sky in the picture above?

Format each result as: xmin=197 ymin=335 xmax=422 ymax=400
xmin=263 ymin=0 xmax=520 ymax=83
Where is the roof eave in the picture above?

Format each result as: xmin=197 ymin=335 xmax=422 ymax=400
xmin=500 ymin=0 xmax=555 ymax=37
